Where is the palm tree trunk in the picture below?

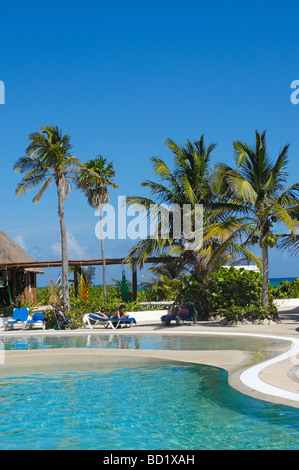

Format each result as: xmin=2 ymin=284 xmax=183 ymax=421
xmin=57 ymin=181 xmax=70 ymax=312
xmin=262 ymin=244 xmax=269 ymax=310
xmin=100 ymin=206 xmax=107 ymax=304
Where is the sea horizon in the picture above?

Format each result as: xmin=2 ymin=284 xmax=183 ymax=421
xmin=270 ymin=277 xmax=298 ymax=287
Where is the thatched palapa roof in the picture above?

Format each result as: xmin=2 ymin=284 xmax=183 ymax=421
xmin=0 ymin=230 xmax=44 ymax=273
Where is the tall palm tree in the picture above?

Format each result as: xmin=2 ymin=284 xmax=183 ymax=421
xmin=75 ymin=156 xmax=118 ymax=304
xmin=211 ymin=130 xmax=299 ymax=309
xmin=13 ymin=125 xmax=82 ymax=312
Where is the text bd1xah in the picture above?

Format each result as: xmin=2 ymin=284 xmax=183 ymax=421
xmin=102 ymin=453 xmax=196 ymax=467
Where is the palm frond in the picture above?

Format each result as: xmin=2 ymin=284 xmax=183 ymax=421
xmin=276 ymin=234 xmax=299 ymax=256
xmin=270 ymin=203 xmax=299 ymax=235
xmin=32 ymin=176 xmax=53 ymax=203
xmin=141 ymin=180 xmax=176 ymax=204
xmin=227 ymin=172 xmax=258 ymax=204
xmin=15 ymin=173 xmax=48 ymax=197
xmin=150 ymin=157 xmax=172 ymax=179
xmin=275 ymin=182 xmax=299 ymax=207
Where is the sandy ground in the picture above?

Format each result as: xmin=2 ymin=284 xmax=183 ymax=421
xmin=1 ymin=305 xmax=299 ymax=408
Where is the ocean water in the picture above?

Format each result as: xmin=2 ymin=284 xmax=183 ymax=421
xmin=270 ymin=277 xmax=298 ymax=287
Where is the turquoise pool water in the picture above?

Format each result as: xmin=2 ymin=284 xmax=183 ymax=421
xmin=0 ymin=334 xmax=298 ymax=450
xmin=0 ymin=363 xmax=299 ymax=450
xmin=0 ymin=332 xmax=287 ymax=353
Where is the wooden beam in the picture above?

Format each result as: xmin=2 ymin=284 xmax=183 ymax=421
xmin=0 ymin=256 xmax=184 ymax=270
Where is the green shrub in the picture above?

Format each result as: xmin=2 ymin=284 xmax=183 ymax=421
xmin=272 ymin=279 xmax=299 ymax=299
xmin=0 ymin=305 xmax=14 ymax=318
xmin=36 ymin=283 xmax=161 ymax=329
xmin=43 ymin=310 xmax=57 ymax=329
xmin=36 ymin=286 xmax=51 ymax=305
xmin=177 ymin=267 xmax=277 ymax=321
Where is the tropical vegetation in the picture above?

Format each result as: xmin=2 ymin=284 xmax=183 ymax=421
xmin=75 ymin=156 xmax=118 ymax=304
xmin=124 ymin=135 xmax=254 ymax=271
xmin=13 ymin=125 xmax=82 ymax=312
xmin=272 ymin=278 xmax=299 ymax=299
xmin=7 ymin=126 xmax=299 ymax=323
xmin=211 ymin=130 xmax=299 ymax=309
xmin=141 ymin=257 xmax=190 ymax=300
xmin=125 ymin=130 xmax=299 ymax=315
xmin=177 ymin=266 xmax=278 ymax=323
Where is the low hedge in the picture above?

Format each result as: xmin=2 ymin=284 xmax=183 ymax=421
xmin=272 ymin=279 xmax=299 ymax=299
xmin=177 ymin=267 xmax=278 ymax=322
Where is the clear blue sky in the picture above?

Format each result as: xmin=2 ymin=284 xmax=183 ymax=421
xmin=0 ymin=0 xmax=299 ymax=286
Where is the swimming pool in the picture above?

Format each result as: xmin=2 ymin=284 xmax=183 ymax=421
xmin=0 ymin=332 xmax=288 ymax=354
xmin=0 ymin=333 xmax=298 ymax=450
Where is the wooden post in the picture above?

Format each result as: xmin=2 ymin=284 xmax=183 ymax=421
xmin=23 ymin=272 xmax=30 ymax=301
xmin=11 ymin=269 xmax=17 ymax=302
xmin=132 ymin=265 xmax=137 ymax=301
xmin=24 ymin=272 xmax=37 ymax=302
xmin=74 ymin=266 xmax=78 ymax=298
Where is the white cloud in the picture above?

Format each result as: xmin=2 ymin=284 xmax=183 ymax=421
xmin=51 ymin=231 xmax=88 ymax=259
xmin=14 ymin=234 xmax=27 ymax=251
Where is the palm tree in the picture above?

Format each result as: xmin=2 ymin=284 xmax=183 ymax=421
xmin=211 ymin=130 xmax=299 ymax=309
xmin=13 ymin=125 xmax=82 ymax=312
xmin=75 ymin=156 xmax=118 ymax=304
xmin=125 ymin=135 xmax=258 ymax=275
xmin=142 ymin=257 xmax=190 ymax=300
xmin=125 ymin=135 xmax=218 ymax=269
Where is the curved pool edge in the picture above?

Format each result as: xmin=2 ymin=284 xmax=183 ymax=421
xmin=1 ymin=329 xmax=299 ymax=408
xmin=150 ymin=330 xmax=299 ymax=407
xmin=133 ymin=330 xmax=299 ymax=408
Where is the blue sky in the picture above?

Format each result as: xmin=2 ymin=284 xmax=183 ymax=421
xmin=0 ymin=0 xmax=299 ymax=286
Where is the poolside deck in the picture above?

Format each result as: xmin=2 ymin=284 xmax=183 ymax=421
xmin=1 ymin=305 xmax=299 ymax=408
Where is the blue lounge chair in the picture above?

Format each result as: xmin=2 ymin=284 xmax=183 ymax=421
xmin=110 ymin=317 xmax=137 ymax=329
xmin=4 ymin=308 xmax=30 ymax=330
xmin=84 ymin=313 xmax=137 ymax=329
xmin=161 ymin=303 xmax=196 ymax=326
xmin=25 ymin=312 xmax=45 ymax=330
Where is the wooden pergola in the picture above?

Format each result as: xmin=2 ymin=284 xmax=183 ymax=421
xmin=0 ymin=256 xmax=182 ymax=301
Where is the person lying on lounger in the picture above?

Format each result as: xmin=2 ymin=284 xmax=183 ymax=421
xmin=89 ymin=311 xmax=109 ymax=319
xmin=111 ymin=304 xmax=129 ymax=319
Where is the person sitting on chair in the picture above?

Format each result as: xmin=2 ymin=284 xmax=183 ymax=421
xmin=168 ymin=302 xmax=189 ymax=317
xmin=178 ymin=302 xmax=190 ymax=317
xmin=161 ymin=302 xmax=191 ymax=325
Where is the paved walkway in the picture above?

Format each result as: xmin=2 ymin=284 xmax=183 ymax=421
xmin=1 ymin=305 xmax=299 ymax=408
